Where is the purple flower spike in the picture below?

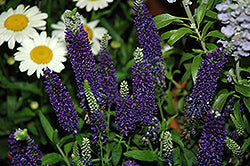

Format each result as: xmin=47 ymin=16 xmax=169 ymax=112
xmin=123 ymin=160 xmax=140 ymax=166
xmin=97 ymin=34 xmax=119 ymax=107
xmin=184 ymin=48 xmax=228 ymax=124
xmin=115 ymin=81 xmax=137 ymax=136
xmin=196 ymin=109 xmax=226 ymax=165
xmin=63 ymin=9 xmax=104 ymax=108
xmin=84 ymin=80 xmax=107 ymax=144
xmin=132 ymin=48 xmax=157 ymax=125
xmin=133 ymin=0 xmax=166 ymax=87
xmin=43 ymin=68 xmax=79 ymax=134
xmin=8 ymin=128 xmax=42 ymax=166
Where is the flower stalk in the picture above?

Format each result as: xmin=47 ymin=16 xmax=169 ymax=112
xmin=181 ymin=0 xmax=207 ymax=53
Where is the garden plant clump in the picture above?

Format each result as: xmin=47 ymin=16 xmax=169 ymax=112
xmin=0 ymin=0 xmax=250 ymax=165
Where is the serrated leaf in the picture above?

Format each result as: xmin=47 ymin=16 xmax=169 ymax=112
xmin=41 ymin=153 xmax=63 ymax=165
xmin=206 ymin=30 xmax=226 ymax=39
xmin=153 ymin=13 xmax=185 ymax=29
xmin=235 ymin=84 xmax=250 ymax=97
xmin=191 ymin=54 xmax=202 ymax=84
xmin=39 ymin=111 xmax=54 ymax=143
xmin=197 ymin=3 xmax=208 ymax=26
xmin=112 ymin=143 xmax=122 ymax=166
xmin=243 ymin=98 xmax=250 ymax=113
xmin=242 ymin=137 xmax=250 ymax=154
xmin=124 ymin=150 xmax=158 ymax=162
xmin=212 ymin=91 xmax=235 ymax=111
xmin=168 ymin=27 xmax=193 ymax=46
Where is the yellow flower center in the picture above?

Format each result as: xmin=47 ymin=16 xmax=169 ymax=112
xmin=83 ymin=24 xmax=93 ymax=40
xmin=30 ymin=46 xmax=53 ymax=64
xmin=4 ymin=14 xmax=28 ymax=31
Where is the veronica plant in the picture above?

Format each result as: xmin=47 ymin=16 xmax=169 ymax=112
xmin=8 ymin=128 xmax=43 ymax=166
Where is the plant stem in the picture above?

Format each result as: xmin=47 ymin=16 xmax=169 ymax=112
xmin=158 ymin=98 xmax=165 ymax=121
xmin=181 ymin=0 xmax=207 ymax=53
xmin=56 ymin=144 xmax=71 ymax=166
xmin=236 ymin=59 xmax=240 ymax=81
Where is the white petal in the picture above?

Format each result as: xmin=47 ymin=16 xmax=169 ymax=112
xmin=86 ymin=4 xmax=93 ymax=12
xmin=88 ymin=20 xmax=99 ymax=28
xmin=16 ymin=4 xmax=24 ymax=13
xmin=24 ymin=6 xmax=39 ymax=17
xmin=8 ymin=36 xmax=16 ymax=49
xmin=27 ymin=63 xmax=37 ymax=76
xmin=19 ymin=60 xmax=31 ymax=72
xmin=30 ymin=20 xmax=46 ymax=28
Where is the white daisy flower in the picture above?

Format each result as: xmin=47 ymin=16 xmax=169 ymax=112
xmin=0 ymin=4 xmax=48 ymax=49
xmin=51 ymin=14 xmax=107 ymax=55
xmin=14 ymin=31 xmax=67 ymax=79
xmin=72 ymin=0 xmax=113 ymax=12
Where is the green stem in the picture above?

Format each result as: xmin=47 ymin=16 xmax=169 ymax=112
xmin=56 ymin=144 xmax=71 ymax=166
xmin=107 ymin=107 xmax=111 ymax=136
xmin=158 ymin=98 xmax=165 ymax=121
xmin=148 ymin=141 xmax=154 ymax=151
xmin=181 ymin=0 xmax=207 ymax=53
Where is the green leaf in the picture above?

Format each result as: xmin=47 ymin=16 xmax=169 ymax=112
xmin=181 ymin=66 xmax=191 ymax=83
xmin=0 ymin=80 xmax=42 ymax=95
xmin=243 ymin=98 xmax=250 ymax=113
xmin=41 ymin=153 xmax=63 ymax=166
xmin=179 ymin=53 xmax=194 ymax=66
xmin=197 ymin=3 xmax=208 ymax=26
xmin=206 ymin=30 xmax=226 ymax=39
xmin=212 ymin=91 xmax=234 ymax=111
xmin=205 ymin=10 xmax=218 ymax=19
xmin=182 ymin=148 xmax=197 ymax=166
xmin=235 ymin=84 xmax=250 ymax=97
xmin=242 ymin=137 xmax=250 ymax=154
xmin=166 ymin=114 xmax=178 ymax=128
xmin=243 ymin=115 xmax=250 ymax=133
xmin=233 ymin=101 xmax=245 ymax=129
xmin=165 ymin=88 xmax=176 ymax=115
xmin=230 ymin=114 xmax=240 ymax=129
xmin=201 ymin=21 xmax=214 ymax=38
xmin=161 ymin=30 xmax=178 ymax=41
xmin=168 ymin=27 xmax=193 ymax=46
xmin=171 ymin=129 xmax=184 ymax=148
xmin=124 ymin=150 xmax=158 ymax=162
xmin=6 ymin=0 xmax=21 ymax=9
xmin=64 ymin=142 xmax=74 ymax=157
xmin=153 ymin=13 xmax=185 ymax=29
xmin=112 ymin=143 xmax=122 ymax=166
xmin=53 ymin=129 xmax=60 ymax=144
xmin=205 ymin=43 xmax=218 ymax=50
xmin=38 ymin=111 xmax=54 ymax=143
xmin=191 ymin=54 xmax=202 ymax=84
